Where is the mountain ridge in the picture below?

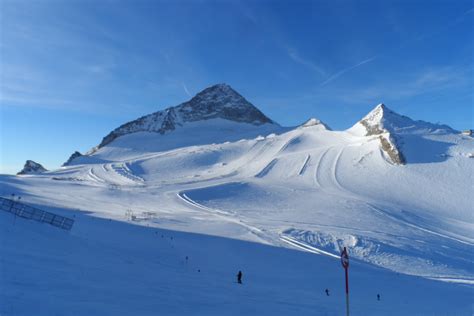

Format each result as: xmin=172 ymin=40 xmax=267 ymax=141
xmin=69 ymin=84 xmax=459 ymax=167
xmin=355 ymin=103 xmax=455 ymax=136
xmin=348 ymin=103 xmax=457 ymax=164
xmin=17 ymin=160 xmax=48 ymax=175
xmin=97 ymin=84 xmax=276 ymax=149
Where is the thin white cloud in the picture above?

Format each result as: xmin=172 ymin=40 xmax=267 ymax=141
xmin=254 ymin=66 xmax=471 ymax=114
xmin=329 ymin=66 xmax=470 ymax=104
xmin=182 ymin=83 xmax=191 ymax=97
xmin=320 ymin=56 xmax=377 ymax=87
xmin=454 ymin=7 xmax=474 ymax=23
xmin=287 ymin=48 xmax=325 ymax=76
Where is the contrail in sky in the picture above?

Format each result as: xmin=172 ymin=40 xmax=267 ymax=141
xmin=182 ymin=83 xmax=191 ymax=97
xmin=320 ymin=56 xmax=377 ymax=86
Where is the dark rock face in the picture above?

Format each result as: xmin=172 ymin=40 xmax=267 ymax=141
xmin=355 ymin=103 xmax=455 ymax=165
xmin=356 ymin=104 xmax=405 ymax=165
xmin=17 ymin=160 xmax=48 ymax=175
xmin=97 ymin=84 xmax=274 ymax=148
xmin=378 ymin=136 xmax=405 ymax=165
xmin=62 ymin=151 xmax=83 ymax=166
xmin=176 ymin=84 xmax=272 ymax=124
xmin=359 ymin=103 xmax=454 ymax=136
xmin=359 ymin=119 xmax=384 ymax=136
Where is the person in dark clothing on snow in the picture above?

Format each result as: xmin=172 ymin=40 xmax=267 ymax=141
xmin=325 ymin=288 xmax=330 ymax=296
xmin=237 ymin=271 xmax=243 ymax=284
xmin=377 ymin=294 xmax=380 ymax=301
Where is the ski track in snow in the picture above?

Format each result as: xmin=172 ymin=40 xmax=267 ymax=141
xmin=178 ymin=192 xmax=234 ymax=217
xmin=123 ymin=163 xmax=145 ymax=182
xmin=368 ymin=204 xmax=474 ymax=246
xmin=279 ymin=235 xmax=340 ymax=259
xmin=277 ymin=135 xmax=299 ymax=155
xmin=88 ymin=167 xmax=106 ymax=184
xmin=331 ymin=147 xmax=346 ymax=192
xmin=313 ymin=147 xmax=332 ymax=188
xmin=255 ymin=158 xmax=278 ymax=178
xmin=110 ymin=163 xmax=145 ymax=185
xmin=177 ymin=191 xmax=274 ymax=244
xmin=252 ymin=139 xmax=274 ymax=159
xmin=315 ymin=147 xmax=342 ymax=190
xmin=427 ymin=277 xmax=474 ymax=285
xmin=313 ymin=146 xmax=359 ymax=197
xmin=298 ymin=155 xmax=311 ymax=176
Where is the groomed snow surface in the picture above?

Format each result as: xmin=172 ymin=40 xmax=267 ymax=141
xmin=1 ymin=118 xmax=473 ymax=315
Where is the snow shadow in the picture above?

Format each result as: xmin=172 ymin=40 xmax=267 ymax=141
xmin=400 ymin=134 xmax=456 ymax=164
xmin=1 ymin=203 xmax=473 ymax=315
xmin=184 ymin=182 xmax=251 ymax=201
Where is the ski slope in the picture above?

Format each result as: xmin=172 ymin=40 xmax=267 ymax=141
xmin=1 ymin=108 xmax=473 ymax=315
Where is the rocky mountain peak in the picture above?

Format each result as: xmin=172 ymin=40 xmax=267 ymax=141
xmin=17 ymin=160 xmax=48 ymax=175
xmin=351 ymin=103 xmax=455 ymax=165
xmin=97 ymin=83 xmax=275 ymax=148
xmin=176 ymin=83 xmax=272 ymax=124
xmin=62 ymin=151 xmax=83 ymax=166
xmin=360 ymin=103 xmax=401 ymax=135
xmin=352 ymin=104 xmax=410 ymax=165
xmin=359 ymin=103 xmax=453 ymax=136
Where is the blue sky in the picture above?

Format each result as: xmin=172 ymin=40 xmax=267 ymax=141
xmin=1 ymin=0 xmax=473 ymax=174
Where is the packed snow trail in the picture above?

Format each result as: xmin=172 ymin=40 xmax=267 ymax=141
xmin=3 ymin=101 xmax=474 ymax=315
xmin=111 ymin=163 xmax=145 ymax=184
xmin=255 ymin=158 xmax=278 ymax=178
xmin=279 ymin=234 xmax=340 ymax=259
xmin=298 ymin=155 xmax=311 ymax=176
xmin=177 ymin=191 xmax=275 ymax=245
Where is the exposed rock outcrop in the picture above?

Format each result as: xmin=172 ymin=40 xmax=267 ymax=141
xmin=17 ymin=160 xmax=48 ymax=175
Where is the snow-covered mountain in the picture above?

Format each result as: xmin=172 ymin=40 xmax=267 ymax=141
xmin=1 ymin=86 xmax=473 ymax=315
xmin=351 ymin=103 xmax=454 ymax=136
xmin=16 ymin=160 xmax=48 ymax=175
xmin=348 ymin=103 xmax=457 ymax=164
xmin=97 ymin=83 xmax=277 ymax=149
xmin=62 ymin=151 xmax=83 ymax=166
xmin=299 ymin=117 xmax=331 ymax=130
xmin=64 ymin=84 xmax=284 ymax=166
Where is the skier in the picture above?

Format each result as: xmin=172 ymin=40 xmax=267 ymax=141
xmin=377 ymin=294 xmax=380 ymax=301
xmin=325 ymin=288 xmax=330 ymax=296
xmin=237 ymin=270 xmax=243 ymax=284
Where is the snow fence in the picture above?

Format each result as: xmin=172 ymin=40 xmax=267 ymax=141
xmin=0 ymin=197 xmax=74 ymax=231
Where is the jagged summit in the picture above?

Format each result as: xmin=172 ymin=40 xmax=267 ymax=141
xmin=178 ymin=83 xmax=273 ymax=124
xmin=17 ymin=160 xmax=48 ymax=175
xmin=349 ymin=104 xmax=455 ymax=165
xmin=98 ymin=84 xmax=275 ymax=148
xmin=299 ymin=118 xmax=331 ymax=130
xmin=62 ymin=151 xmax=83 ymax=166
xmin=350 ymin=103 xmax=410 ymax=165
xmin=357 ymin=103 xmax=454 ymax=136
